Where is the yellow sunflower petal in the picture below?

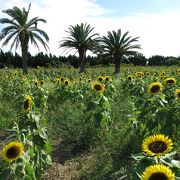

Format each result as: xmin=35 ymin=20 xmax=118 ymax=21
xmin=147 ymin=82 xmax=162 ymax=95
xmin=142 ymin=134 xmax=173 ymax=157
xmin=175 ymin=89 xmax=180 ymax=100
xmin=92 ymin=82 xmax=105 ymax=92
xmin=164 ymin=77 xmax=177 ymax=85
xmin=22 ymin=95 xmax=32 ymax=113
xmin=1 ymin=141 xmax=24 ymax=163
xmin=64 ymin=79 xmax=69 ymax=85
xmin=141 ymin=164 xmax=175 ymax=180
xmin=98 ymin=76 xmax=104 ymax=82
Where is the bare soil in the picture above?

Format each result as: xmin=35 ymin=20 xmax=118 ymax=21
xmin=41 ymin=138 xmax=92 ymax=180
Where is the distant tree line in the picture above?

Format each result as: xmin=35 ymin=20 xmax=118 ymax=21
xmin=124 ymin=53 xmax=180 ymax=66
xmin=0 ymin=50 xmax=179 ymax=69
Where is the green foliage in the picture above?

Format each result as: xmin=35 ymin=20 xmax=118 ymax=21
xmin=0 ymin=74 xmax=52 ymax=179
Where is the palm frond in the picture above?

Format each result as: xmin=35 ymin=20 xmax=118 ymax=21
xmin=10 ymin=34 xmax=20 ymax=51
xmin=1 ymin=31 xmax=18 ymax=47
xmin=102 ymin=29 xmax=141 ymax=56
xmin=30 ymin=32 xmax=49 ymax=51
xmin=59 ymin=22 xmax=99 ymax=54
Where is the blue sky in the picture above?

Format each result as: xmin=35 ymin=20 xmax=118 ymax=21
xmin=0 ymin=0 xmax=180 ymax=57
xmin=96 ymin=0 xmax=180 ymax=16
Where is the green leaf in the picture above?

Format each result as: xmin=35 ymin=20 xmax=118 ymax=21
xmin=131 ymin=153 xmax=146 ymax=161
xmin=172 ymin=160 xmax=180 ymax=168
xmin=45 ymin=155 xmax=52 ymax=165
xmin=128 ymin=116 xmax=137 ymax=122
xmin=162 ymin=151 xmax=177 ymax=159
xmin=135 ymin=111 xmax=141 ymax=115
xmin=25 ymin=163 xmax=36 ymax=179
xmin=38 ymin=128 xmax=47 ymax=139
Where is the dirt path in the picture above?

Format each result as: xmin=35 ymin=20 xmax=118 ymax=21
xmin=41 ymin=162 xmax=81 ymax=180
xmin=41 ymin=139 xmax=91 ymax=180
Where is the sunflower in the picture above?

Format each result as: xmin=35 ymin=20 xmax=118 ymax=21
xmin=164 ymin=77 xmax=177 ymax=86
xmin=127 ymin=75 xmax=133 ymax=80
xmin=177 ymin=69 xmax=180 ymax=75
xmin=142 ymin=134 xmax=173 ymax=157
xmin=56 ymin=78 xmax=61 ymax=84
xmin=2 ymin=141 xmax=24 ymax=163
xmin=146 ymin=72 xmax=150 ymax=76
xmin=160 ymin=72 xmax=165 ymax=77
xmin=105 ymin=76 xmax=110 ymax=81
xmin=147 ymin=82 xmax=162 ymax=95
xmin=135 ymin=72 xmax=144 ymax=78
xmin=141 ymin=164 xmax=175 ymax=180
xmin=13 ymin=70 xmax=18 ymax=76
xmin=88 ymin=79 xmax=91 ymax=83
xmin=34 ymin=80 xmax=39 ymax=86
xmin=92 ymin=82 xmax=105 ymax=92
xmin=98 ymin=76 xmax=104 ymax=82
xmin=39 ymin=80 xmax=44 ymax=85
xmin=60 ymin=77 xmax=64 ymax=82
xmin=22 ymin=95 xmax=32 ymax=113
xmin=175 ymin=89 xmax=180 ymax=100
xmin=154 ymin=73 xmax=157 ymax=77
xmin=64 ymin=79 xmax=69 ymax=85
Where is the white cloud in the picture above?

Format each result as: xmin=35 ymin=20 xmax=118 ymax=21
xmin=0 ymin=0 xmax=180 ymax=58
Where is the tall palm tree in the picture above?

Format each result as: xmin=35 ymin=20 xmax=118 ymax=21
xmin=0 ymin=4 xmax=49 ymax=74
xmin=101 ymin=29 xmax=141 ymax=73
xmin=59 ymin=23 xmax=100 ymax=73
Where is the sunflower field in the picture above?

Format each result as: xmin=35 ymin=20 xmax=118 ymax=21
xmin=0 ymin=65 xmax=179 ymax=180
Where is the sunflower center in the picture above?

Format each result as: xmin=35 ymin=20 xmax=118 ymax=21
xmin=24 ymin=100 xmax=30 ymax=110
xmin=6 ymin=146 xmax=20 ymax=159
xmin=65 ymin=81 xmax=68 ymax=85
xmin=151 ymin=85 xmax=160 ymax=93
xmin=128 ymin=76 xmax=132 ymax=80
xmin=148 ymin=141 xmax=167 ymax=153
xmin=99 ymin=78 xmax=103 ymax=81
xmin=94 ymin=84 xmax=102 ymax=91
xmin=149 ymin=172 xmax=168 ymax=180
xmin=166 ymin=80 xmax=175 ymax=84
xmin=177 ymin=93 xmax=180 ymax=98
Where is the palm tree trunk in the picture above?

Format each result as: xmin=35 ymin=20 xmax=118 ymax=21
xmin=114 ymin=55 xmax=121 ymax=74
xmin=21 ymin=45 xmax=28 ymax=75
xmin=79 ymin=49 xmax=86 ymax=73
xmin=20 ymin=32 xmax=29 ymax=75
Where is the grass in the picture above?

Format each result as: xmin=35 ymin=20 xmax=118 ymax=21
xmin=0 ymin=100 xmax=18 ymax=131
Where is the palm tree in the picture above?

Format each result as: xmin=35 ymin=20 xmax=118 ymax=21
xmin=101 ymin=29 xmax=141 ymax=73
xmin=0 ymin=4 xmax=49 ymax=74
xmin=59 ymin=23 xmax=100 ymax=73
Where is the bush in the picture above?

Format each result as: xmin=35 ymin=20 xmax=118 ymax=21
xmin=164 ymin=58 xmax=180 ymax=66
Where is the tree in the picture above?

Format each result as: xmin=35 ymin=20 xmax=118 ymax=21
xmin=0 ymin=4 xmax=49 ymax=74
xmin=59 ymin=23 xmax=100 ymax=73
xmin=101 ymin=29 xmax=141 ymax=73
xmin=126 ymin=52 xmax=147 ymax=66
xmin=148 ymin=55 xmax=166 ymax=66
